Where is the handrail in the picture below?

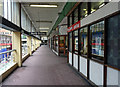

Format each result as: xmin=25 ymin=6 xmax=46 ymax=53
xmin=0 ymin=49 xmax=16 ymax=55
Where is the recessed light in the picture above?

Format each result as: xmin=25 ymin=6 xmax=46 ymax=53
xmin=30 ymin=4 xmax=57 ymax=8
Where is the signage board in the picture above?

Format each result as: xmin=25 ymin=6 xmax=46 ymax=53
xmin=67 ymin=21 xmax=81 ymax=32
xmin=30 ymin=32 xmax=47 ymax=35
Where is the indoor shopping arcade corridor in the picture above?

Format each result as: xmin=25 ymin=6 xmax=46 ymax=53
xmin=2 ymin=46 xmax=89 ymax=86
xmin=0 ymin=1 xmax=120 ymax=86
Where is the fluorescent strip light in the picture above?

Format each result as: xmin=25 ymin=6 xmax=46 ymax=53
xmin=30 ymin=4 xmax=57 ymax=8
xmin=39 ymin=28 xmax=49 ymax=29
xmin=99 ymin=3 xmax=105 ymax=8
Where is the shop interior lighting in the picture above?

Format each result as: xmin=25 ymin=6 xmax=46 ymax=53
xmin=99 ymin=3 xmax=105 ymax=8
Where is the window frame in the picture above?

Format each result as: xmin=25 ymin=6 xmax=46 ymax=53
xmin=90 ymin=1 xmax=105 ymax=14
xmin=73 ymin=6 xmax=79 ymax=24
xmin=79 ymin=27 xmax=88 ymax=57
xmin=68 ymin=32 xmax=73 ymax=52
xmin=90 ymin=20 xmax=105 ymax=61
xmin=73 ymin=29 xmax=78 ymax=54
xmin=79 ymin=2 xmax=88 ymax=20
xmin=67 ymin=1 xmax=107 ymax=28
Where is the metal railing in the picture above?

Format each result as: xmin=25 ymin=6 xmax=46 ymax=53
xmin=0 ymin=49 xmax=16 ymax=74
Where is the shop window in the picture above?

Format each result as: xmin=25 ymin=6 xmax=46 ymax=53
xmin=69 ymin=13 xmax=73 ymax=26
xmin=107 ymin=14 xmax=120 ymax=69
xmin=59 ymin=36 xmax=67 ymax=56
xmin=90 ymin=21 xmax=104 ymax=60
xmin=55 ymin=36 xmax=58 ymax=52
xmin=60 ymin=36 xmax=64 ymax=47
xmin=74 ymin=30 xmax=78 ymax=54
xmin=69 ymin=32 xmax=72 ymax=52
xmin=51 ymin=38 xmax=54 ymax=49
xmin=80 ymin=27 xmax=88 ymax=56
xmin=91 ymin=0 xmax=105 ymax=13
xmin=80 ymin=2 xmax=88 ymax=20
xmin=53 ymin=36 xmax=55 ymax=50
xmin=0 ymin=28 xmax=14 ymax=74
xmin=65 ymin=36 xmax=68 ymax=48
xmin=21 ymin=34 xmax=28 ymax=58
xmin=74 ymin=7 xmax=78 ymax=23
xmin=0 ymin=29 xmax=12 ymax=51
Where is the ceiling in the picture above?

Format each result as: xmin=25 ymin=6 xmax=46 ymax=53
xmin=22 ymin=2 xmax=66 ymax=36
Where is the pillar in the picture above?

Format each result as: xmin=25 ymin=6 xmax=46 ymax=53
xmin=33 ymin=38 xmax=36 ymax=51
xmin=12 ymin=32 xmax=22 ymax=67
xmin=35 ymin=38 xmax=37 ymax=50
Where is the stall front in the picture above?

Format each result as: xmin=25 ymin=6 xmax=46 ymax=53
xmin=52 ymin=35 xmax=68 ymax=56
xmin=68 ymin=11 xmax=120 ymax=86
xmin=68 ymin=19 xmax=105 ymax=85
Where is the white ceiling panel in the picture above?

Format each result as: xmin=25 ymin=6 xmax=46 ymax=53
xmin=22 ymin=2 xmax=66 ymax=34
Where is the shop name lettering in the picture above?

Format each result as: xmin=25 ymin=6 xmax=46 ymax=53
xmin=69 ymin=23 xmax=79 ymax=30
xmin=68 ymin=21 xmax=80 ymax=32
xmin=74 ymin=23 xmax=79 ymax=29
xmin=69 ymin=27 xmax=72 ymax=30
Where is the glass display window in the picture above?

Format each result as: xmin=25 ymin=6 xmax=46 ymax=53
xmin=53 ymin=36 xmax=56 ymax=50
xmin=107 ymin=14 xmax=120 ymax=69
xmin=74 ymin=7 xmax=78 ymax=23
xmin=0 ymin=28 xmax=12 ymax=51
xmin=79 ymin=27 xmax=88 ymax=56
xmin=65 ymin=36 xmax=68 ymax=48
xmin=91 ymin=0 xmax=105 ymax=13
xmin=69 ymin=32 xmax=72 ymax=52
xmin=80 ymin=2 xmax=88 ymax=20
xmin=60 ymin=36 xmax=64 ymax=47
xmin=90 ymin=21 xmax=104 ymax=60
xmin=58 ymin=35 xmax=68 ymax=56
xmin=74 ymin=30 xmax=78 ymax=54
xmin=55 ymin=36 xmax=58 ymax=52
xmin=21 ymin=34 xmax=28 ymax=57
xmin=70 ymin=13 xmax=73 ymax=26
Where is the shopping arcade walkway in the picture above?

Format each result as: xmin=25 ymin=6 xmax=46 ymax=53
xmin=2 ymin=45 xmax=89 ymax=85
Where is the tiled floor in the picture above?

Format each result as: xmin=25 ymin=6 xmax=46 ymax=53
xmin=2 ymin=46 xmax=90 ymax=86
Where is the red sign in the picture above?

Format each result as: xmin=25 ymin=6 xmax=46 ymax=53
xmin=67 ymin=21 xmax=81 ymax=32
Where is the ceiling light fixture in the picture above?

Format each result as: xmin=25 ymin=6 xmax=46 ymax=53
xmin=39 ymin=27 xmax=49 ymax=29
xmin=40 ymin=31 xmax=48 ymax=32
xmin=30 ymin=4 xmax=57 ymax=8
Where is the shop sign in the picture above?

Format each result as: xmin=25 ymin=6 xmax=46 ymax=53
xmin=30 ymin=32 xmax=46 ymax=35
xmin=67 ymin=21 xmax=81 ymax=32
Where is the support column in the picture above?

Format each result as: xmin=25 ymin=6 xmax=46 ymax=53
xmin=33 ymin=38 xmax=36 ymax=51
xmin=12 ymin=32 xmax=22 ymax=67
xmin=27 ymin=36 xmax=32 ymax=55
xmin=38 ymin=40 xmax=40 ymax=47
xmin=36 ymin=39 xmax=38 ymax=48
xmin=35 ymin=39 xmax=37 ymax=49
xmin=34 ymin=39 xmax=36 ymax=50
